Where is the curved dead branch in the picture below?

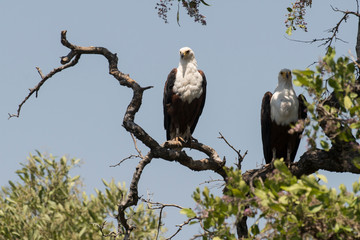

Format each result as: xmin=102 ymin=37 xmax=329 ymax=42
xmin=10 ymin=30 xmax=226 ymax=238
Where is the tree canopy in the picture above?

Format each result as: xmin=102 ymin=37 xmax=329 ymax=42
xmin=0 ymin=153 xmax=164 ymax=239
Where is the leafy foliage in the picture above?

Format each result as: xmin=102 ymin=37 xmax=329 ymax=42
xmin=293 ymin=48 xmax=359 ymax=149
xmin=184 ymin=161 xmax=360 ymax=239
xmin=0 ymin=152 xmax=164 ymax=240
xmin=285 ymin=0 xmax=312 ymax=35
xmin=155 ymin=0 xmax=208 ymax=25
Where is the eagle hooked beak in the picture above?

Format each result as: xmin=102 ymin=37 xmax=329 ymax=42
xmin=286 ymin=72 xmax=290 ymax=79
xmin=180 ymin=49 xmax=191 ymax=59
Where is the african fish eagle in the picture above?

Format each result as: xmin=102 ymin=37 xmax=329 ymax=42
xmin=163 ymin=47 xmax=207 ymax=143
xmin=261 ymin=69 xmax=307 ymax=164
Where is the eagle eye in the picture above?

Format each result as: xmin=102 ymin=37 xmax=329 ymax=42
xmin=186 ymin=50 xmax=190 ymax=54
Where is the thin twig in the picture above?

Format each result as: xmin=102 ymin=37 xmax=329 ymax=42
xmin=141 ymin=199 xmax=184 ymax=240
xmin=284 ymin=35 xmax=347 ymax=46
xmin=95 ymin=221 xmax=120 ymax=238
xmin=8 ymin=54 xmax=81 ymax=119
xmin=218 ymin=132 xmax=247 ymax=169
xmin=131 ymin=133 xmax=143 ymax=158
xmin=166 ymin=217 xmax=198 ymax=240
xmin=110 ymin=155 xmax=141 ymax=167
xmin=283 ymin=7 xmax=360 ymax=51
xmin=199 ymin=178 xmax=224 ymax=186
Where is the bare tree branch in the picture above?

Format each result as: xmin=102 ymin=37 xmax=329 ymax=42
xmin=166 ymin=217 xmax=198 ymax=240
xmin=318 ymin=7 xmax=360 ymax=50
xmin=285 ymin=7 xmax=360 ymax=52
xmin=117 ymin=152 xmax=154 ymax=238
xmin=242 ymin=146 xmax=360 ymax=185
xmin=285 ymin=35 xmax=348 ymax=48
xmin=130 ymin=133 xmax=144 ymax=158
xmin=95 ymin=221 xmax=120 ymax=238
xmin=8 ymin=54 xmax=81 ymax=119
xmin=142 ymin=199 xmax=185 ymax=240
xmin=110 ymin=155 xmax=141 ymax=168
xmin=218 ymin=132 xmax=247 ymax=169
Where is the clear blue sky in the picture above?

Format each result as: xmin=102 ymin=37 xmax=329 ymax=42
xmin=1 ymin=0 xmax=359 ymax=238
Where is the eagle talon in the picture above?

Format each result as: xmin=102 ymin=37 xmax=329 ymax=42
xmin=177 ymin=137 xmax=185 ymax=143
xmin=165 ymin=139 xmax=183 ymax=148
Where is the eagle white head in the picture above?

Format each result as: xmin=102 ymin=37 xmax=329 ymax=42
xmin=179 ymin=47 xmax=197 ymax=66
xmin=278 ymin=68 xmax=292 ymax=86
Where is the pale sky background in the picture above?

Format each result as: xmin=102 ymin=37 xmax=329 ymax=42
xmin=1 ymin=1 xmax=360 ymax=239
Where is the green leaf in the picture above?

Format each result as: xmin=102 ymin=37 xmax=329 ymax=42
xmin=274 ymin=159 xmax=291 ymax=176
xmin=352 ymin=181 xmax=359 ymax=193
xmin=350 ymin=122 xmax=360 ymax=129
xmin=279 ymin=195 xmax=289 ymax=205
xmin=177 ymin=3 xmax=180 ymax=27
xmin=269 ymin=203 xmax=286 ymax=212
xmin=231 ymin=188 xmax=243 ymax=198
xmin=102 ymin=179 xmax=109 ymax=187
xmin=320 ymin=140 xmax=329 ymax=150
xmin=8 ymin=181 xmax=16 ymax=190
xmin=250 ymin=224 xmax=260 ymax=235
xmin=189 ymin=220 xmax=198 ymax=225
xmin=353 ymin=158 xmax=360 ymax=170
xmin=286 ymin=26 xmax=292 ymax=36
xmin=239 ymin=180 xmax=249 ymax=195
xmin=180 ymin=208 xmax=196 ymax=218
xmin=328 ymin=78 xmax=340 ymax=90
xmin=339 ymin=184 xmax=347 ymax=193
xmin=203 ymin=187 xmax=210 ymax=199
xmin=344 ymin=95 xmax=352 ymax=109
xmin=287 ymin=7 xmax=293 ymax=12
xmin=293 ymin=75 xmax=309 ymax=87
xmin=316 ymin=173 xmax=328 ymax=183
xmin=79 ymin=226 xmax=87 ymax=237
xmin=281 ymin=184 xmax=306 ymax=194
xmin=298 ymin=69 xmax=314 ymax=76
xmin=309 ymin=204 xmax=322 ymax=213
xmin=70 ymin=175 xmax=80 ymax=182
xmin=5 ymin=197 xmax=16 ymax=205
xmin=253 ymin=189 xmax=267 ymax=200
xmin=88 ymin=209 xmax=97 ymax=221
xmin=350 ymin=92 xmax=358 ymax=99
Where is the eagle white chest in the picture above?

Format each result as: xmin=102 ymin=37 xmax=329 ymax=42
xmin=173 ymin=63 xmax=203 ymax=104
xmin=270 ymin=86 xmax=299 ymax=126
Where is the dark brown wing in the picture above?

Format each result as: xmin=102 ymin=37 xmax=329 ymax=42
xmin=298 ymin=94 xmax=307 ymax=120
xmin=190 ymin=70 xmax=207 ymax=134
xmin=163 ymin=68 xmax=177 ymax=140
xmin=261 ymin=92 xmax=273 ymax=164
xmin=290 ymin=94 xmax=308 ymax=162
